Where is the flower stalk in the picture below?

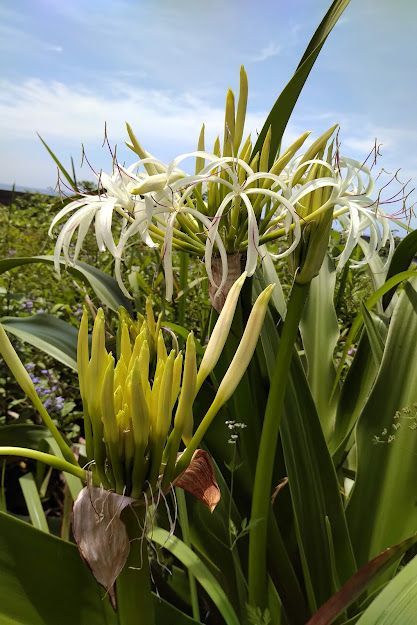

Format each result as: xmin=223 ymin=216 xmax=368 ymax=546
xmin=116 ymin=507 xmax=156 ymax=625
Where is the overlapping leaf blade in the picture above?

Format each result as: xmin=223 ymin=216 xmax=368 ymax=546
xmin=347 ymin=279 xmax=417 ymax=566
xmin=300 ymin=256 xmax=339 ymax=439
xmin=356 ymin=554 xmax=417 ymax=625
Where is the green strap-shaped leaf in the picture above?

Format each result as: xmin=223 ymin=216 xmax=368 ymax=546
xmin=151 ymin=527 xmax=240 ymax=625
xmin=347 ymin=280 xmax=417 ymax=566
xmin=0 ymin=424 xmax=52 ymax=448
xmin=37 ymin=135 xmax=78 ymax=191
xmin=281 ymin=354 xmax=356 ymax=610
xmin=0 ymin=255 xmax=132 ymax=313
xmin=356 ymin=554 xmax=417 ymax=625
xmin=258 ymin=290 xmax=356 ymax=612
xmin=1 ymin=314 xmax=77 ymax=370
xmin=360 ymin=304 xmax=385 ymax=366
xmin=251 ymin=0 xmax=350 ymax=164
xmin=300 ymin=256 xmax=340 ymax=440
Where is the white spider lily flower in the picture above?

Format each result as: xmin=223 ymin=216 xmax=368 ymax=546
xmin=111 ymin=151 xmax=230 ymax=300
xmin=49 ymin=167 xmax=143 ymax=274
xmin=174 ymin=154 xmax=302 ymax=278
xmin=334 ymin=157 xmax=395 ymax=271
xmin=280 ymin=153 xmax=395 ymax=276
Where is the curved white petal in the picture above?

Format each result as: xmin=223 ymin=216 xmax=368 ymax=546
xmin=161 ymin=213 xmax=176 ymax=301
xmin=240 ymin=193 xmax=260 ymax=276
xmin=183 ymin=207 xmax=228 ymax=294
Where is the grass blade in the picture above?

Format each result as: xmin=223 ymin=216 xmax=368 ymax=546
xmin=19 ymin=473 xmax=49 ymax=533
xmin=347 ymin=280 xmax=417 ymax=566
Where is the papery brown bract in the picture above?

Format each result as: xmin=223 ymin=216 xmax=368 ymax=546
xmin=72 ymin=486 xmax=135 ymax=607
xmin=175 ymin=449 xmax=221 ymax=512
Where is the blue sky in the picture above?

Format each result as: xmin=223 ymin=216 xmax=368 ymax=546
xmin=1 ymin=0 xmax=416 ymax=213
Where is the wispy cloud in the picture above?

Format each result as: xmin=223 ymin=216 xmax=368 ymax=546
xmin=44 ymin=44 xmax=63 ymax=53
xmin=0 ymin=78 xmax=264 ymax=147
xmin=0 ymin=77 xmax=268 ymax=186
xmin=250 ymin=42 xmax=282 ymax=63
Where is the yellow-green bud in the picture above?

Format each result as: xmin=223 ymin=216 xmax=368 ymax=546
xmin=196 ymin=272 xmax=247 ymax=392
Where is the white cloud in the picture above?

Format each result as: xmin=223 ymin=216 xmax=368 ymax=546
xmin=44 ymin=44 xmax=63 ymax=53
xmin=251 ymin=42 xmax=282 ymax=63
xmin=0 ymin=77 xmax=267 ymax=186
xmin=0 ymin=78 xmax=266 ymax=146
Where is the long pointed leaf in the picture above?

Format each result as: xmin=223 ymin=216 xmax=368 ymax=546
xmin=383 ymin=229 xmax=417 ymax=308
xmin=257 ymin=280 xmax=356 ymax=611
xmin=331 ymin=318 xmax=387 ymax=461
xmin=37 ymin=135 xmax=78 ymax=191
xmin=252 ymin=0 xmax=350 ymax=163
xmin=300 ymin=256 xmax=339 ymax=439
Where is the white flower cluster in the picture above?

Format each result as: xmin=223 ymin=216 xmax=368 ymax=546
xmin=49 ymin=148 xmax=394 ymax=300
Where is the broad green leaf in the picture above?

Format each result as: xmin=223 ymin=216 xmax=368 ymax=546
xmin=0 ymin=511 xmax=116 ymax=625
xmin=383 ymin=229 xmax=417 ymax=309
xmin=0 ymin=256 xmax=132 ymax=313
xmin=151 ymin=527 xmax=240 ymax=625
xmin=18 ymin=473 xmax=49 ymax=533
xmin=281 ymin=354 xmax=356 ymax=609
xmin=0 ymin=424 xmax=52 ymax=448
xmin=251 ymin=0 xmax=350 ymax=163
xmin=307 ymin=533 xmax=417 ymax=625
xmin=1 ymin=314 xmax=77 ymax=370
xmin=356 ymin=554 xmax=417 ymax=625
xmin=347 ymin=280 xmax=417 ymax=566
xmin=300 ymin=256 xmax=339 ymax=439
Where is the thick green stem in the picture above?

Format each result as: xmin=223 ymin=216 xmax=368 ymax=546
xmin=117 ymin=507 xmax=155 ymax=625
xmin=0 ymin=447 xmax=86 ymax=480
xmin=248 ymin=281 xmax=310 ymax=610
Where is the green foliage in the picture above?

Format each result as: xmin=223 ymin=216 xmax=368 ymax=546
xmin=3 ymin=2 xmax=417 ymax=625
